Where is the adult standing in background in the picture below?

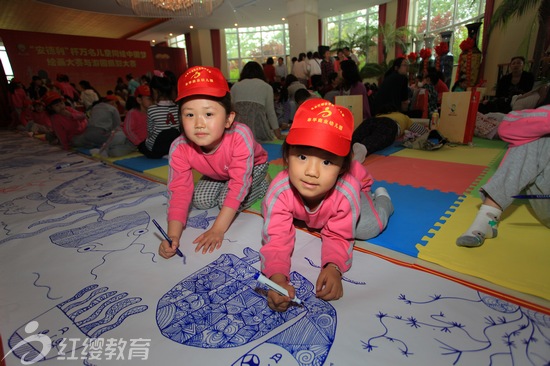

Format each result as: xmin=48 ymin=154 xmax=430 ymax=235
xmin=320 ymin=49 xmax=335 ymax=94
xmin=275 ymin=57 xmax=288 ymax=83
xmin=307 ymin=51 xmax=322 ymax=84
xmin=231 ymin=61 xmax=283 ymax=142
xmin=292 ymin=53 xmax=309 ymax=86
xmin=126 ymin=73 xmax=140 ymax=96
xmin=343 ymin=47 xmax=359 ymax=65
xmin=263 ymin=57 xmax=276 ymax=84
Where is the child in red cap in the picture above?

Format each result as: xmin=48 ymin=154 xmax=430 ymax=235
xmin=158 ymin=66 xmax=269 ymax=257
xmin=43 ymin=91 xmax=87 ymax=150
xmin=260 ymin=99 xmax=393 ymax=312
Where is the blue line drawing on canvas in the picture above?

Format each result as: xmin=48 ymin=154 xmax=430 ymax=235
xmin=156 ymin=247 xmax=337 ymax=366
xmin=32 ymin=272 xmax=63 ymax=300
xmin=6 ymin=284 xmax=148 ymax=363
xmin=187 ymin=211 xmax=217 ymax=229
xmin=361 ymin=292 xmax=550 ymax=365
xmin=0 ymin=164 xmax=164 ymax=246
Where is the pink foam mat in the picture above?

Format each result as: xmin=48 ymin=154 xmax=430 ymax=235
xmin=364 ymin=155 xmax=488 ymax=194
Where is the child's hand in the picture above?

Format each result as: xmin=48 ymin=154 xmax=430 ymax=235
xmin=193 ymin=228 xmax=224 ymax=254
xmin=266 ymin=274 xmax=295 ymax=312
xmin=158 ymin=237 xmax=180 ymax=259
xmin=316 ymin=263 xmax=343 ymax=301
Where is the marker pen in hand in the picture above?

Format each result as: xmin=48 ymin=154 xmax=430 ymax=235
xmin=254 ymin=273 xmax=302 ymax=305
xmin=152 ymin=219 xmax=184 ymax=258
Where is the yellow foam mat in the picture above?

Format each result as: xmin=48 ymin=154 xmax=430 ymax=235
xmin=393 ymin=144 xmax=504 ymax=166
xmin=90 ymin=151 xmax=143 ymax=163
xmin=417 ymin=194 xmax=550 ymax=300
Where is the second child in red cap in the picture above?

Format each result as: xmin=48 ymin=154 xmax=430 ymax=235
xmin=158 ymin=66 xmax=270 ymax=257
xmin=260 ymin=99 xmax=394 ymax=312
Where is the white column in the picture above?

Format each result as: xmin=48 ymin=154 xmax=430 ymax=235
xmin=287 ymin=0 xmax=319 ymax=57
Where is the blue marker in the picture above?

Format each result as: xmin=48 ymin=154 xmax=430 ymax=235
xmin=254 ymin=272 xmax=302 ymax=305
xmin=512 ymin=194 xmax=550 ymax=199
xmin=152 ymin=219 xmax=184 ymax=258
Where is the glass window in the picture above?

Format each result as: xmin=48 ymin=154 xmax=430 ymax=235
xmin=166 ymin=34 xmax=188 ymax=67
xmin=0 ymin=45 xmax=14 ymax=81
xmin=323 ymin=7 xmax=379 ymax=64
xmin=224 ymin=23 xmax=289 ymax=82
xmin=411 ymin=0 xmax=485 ymax=58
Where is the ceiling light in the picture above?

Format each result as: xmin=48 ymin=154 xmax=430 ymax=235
xmin=116 ymin=0 xmax=224 ymax=18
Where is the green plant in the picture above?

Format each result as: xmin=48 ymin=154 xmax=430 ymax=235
xmin=358 ymin=23 xmax=414 ymax=80
xmin=329 ymin=27 xmax=378 ymax=59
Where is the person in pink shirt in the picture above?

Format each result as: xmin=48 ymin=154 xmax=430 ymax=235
xmin=43 ymin=91 xmax=87 ymax=150
xmin=260 ymin=99 xmax=394 ymax=312
xmin=457 ymin=104 xmax=550 ymax=247
xmin=158 ymin=66 xmax=270 ymax=257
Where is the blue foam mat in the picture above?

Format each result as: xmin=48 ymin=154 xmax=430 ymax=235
xmin=372 ymin=141 xmax=406 ymax=156
xmin=261 ymin=143 xmax=283 ymax=161
xmin=113 ymin=156 xmax=169 ymax=172
xmin=366 ymin=181 xmax=460 ymax=257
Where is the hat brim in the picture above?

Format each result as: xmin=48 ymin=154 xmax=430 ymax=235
xmin=286 ymin=127 xmax=351 ymax=157
xmin=176 ymin=87 xmax=228 ymax=102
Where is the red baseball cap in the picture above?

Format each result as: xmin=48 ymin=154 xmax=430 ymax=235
xmin=286 ymin=99 xmax=354 ymax=157
xmin=176 ymin=66 xmax=229 ymax=102
xmin=134 ymin=85 xmax=151 ymax=97
xmin=42 ymin=91 xmax=64 ymax=106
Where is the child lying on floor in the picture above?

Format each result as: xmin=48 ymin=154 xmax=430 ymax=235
xmin=260 ymin=99 xmax=394 ymax=312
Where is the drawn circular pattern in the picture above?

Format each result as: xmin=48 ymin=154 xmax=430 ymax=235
xmin=295 ymin=349 xmax=315 ymax=364
xmin=316 ymin=313 xmax=334 ymax=328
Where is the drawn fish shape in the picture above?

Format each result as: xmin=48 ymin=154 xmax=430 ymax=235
xmin=6 ymin=284 xmax=147 ymax=363
xmin=156 ymin=247 xmax=336 ymax=366
xmin=46 ymin=165 xmax=159 ymax=205
xmin=49 ymin=211 xmax=150 ymax=249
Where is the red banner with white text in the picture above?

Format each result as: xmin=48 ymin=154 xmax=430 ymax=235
xmin=0 ymin=29 xmax=155 ymax=95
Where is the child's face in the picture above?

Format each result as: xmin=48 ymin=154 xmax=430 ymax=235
xmin=138 ymin=96 xmax=153 ymax=110
xmin=181 ymin=98 xmax=235 ymax=153
xmin=51 ymin=101 xmax=66 ymax=114
xmin=287 ymin=145 xmax=344 ymax=210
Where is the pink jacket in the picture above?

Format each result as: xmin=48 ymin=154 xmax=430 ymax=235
xmin=260 ymin=161 xmax=374 ymax=279
xmin=167 ymin=122 xmax=268 ymax=225
xmin=498 ymin=105 xmax=550 ymax=147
